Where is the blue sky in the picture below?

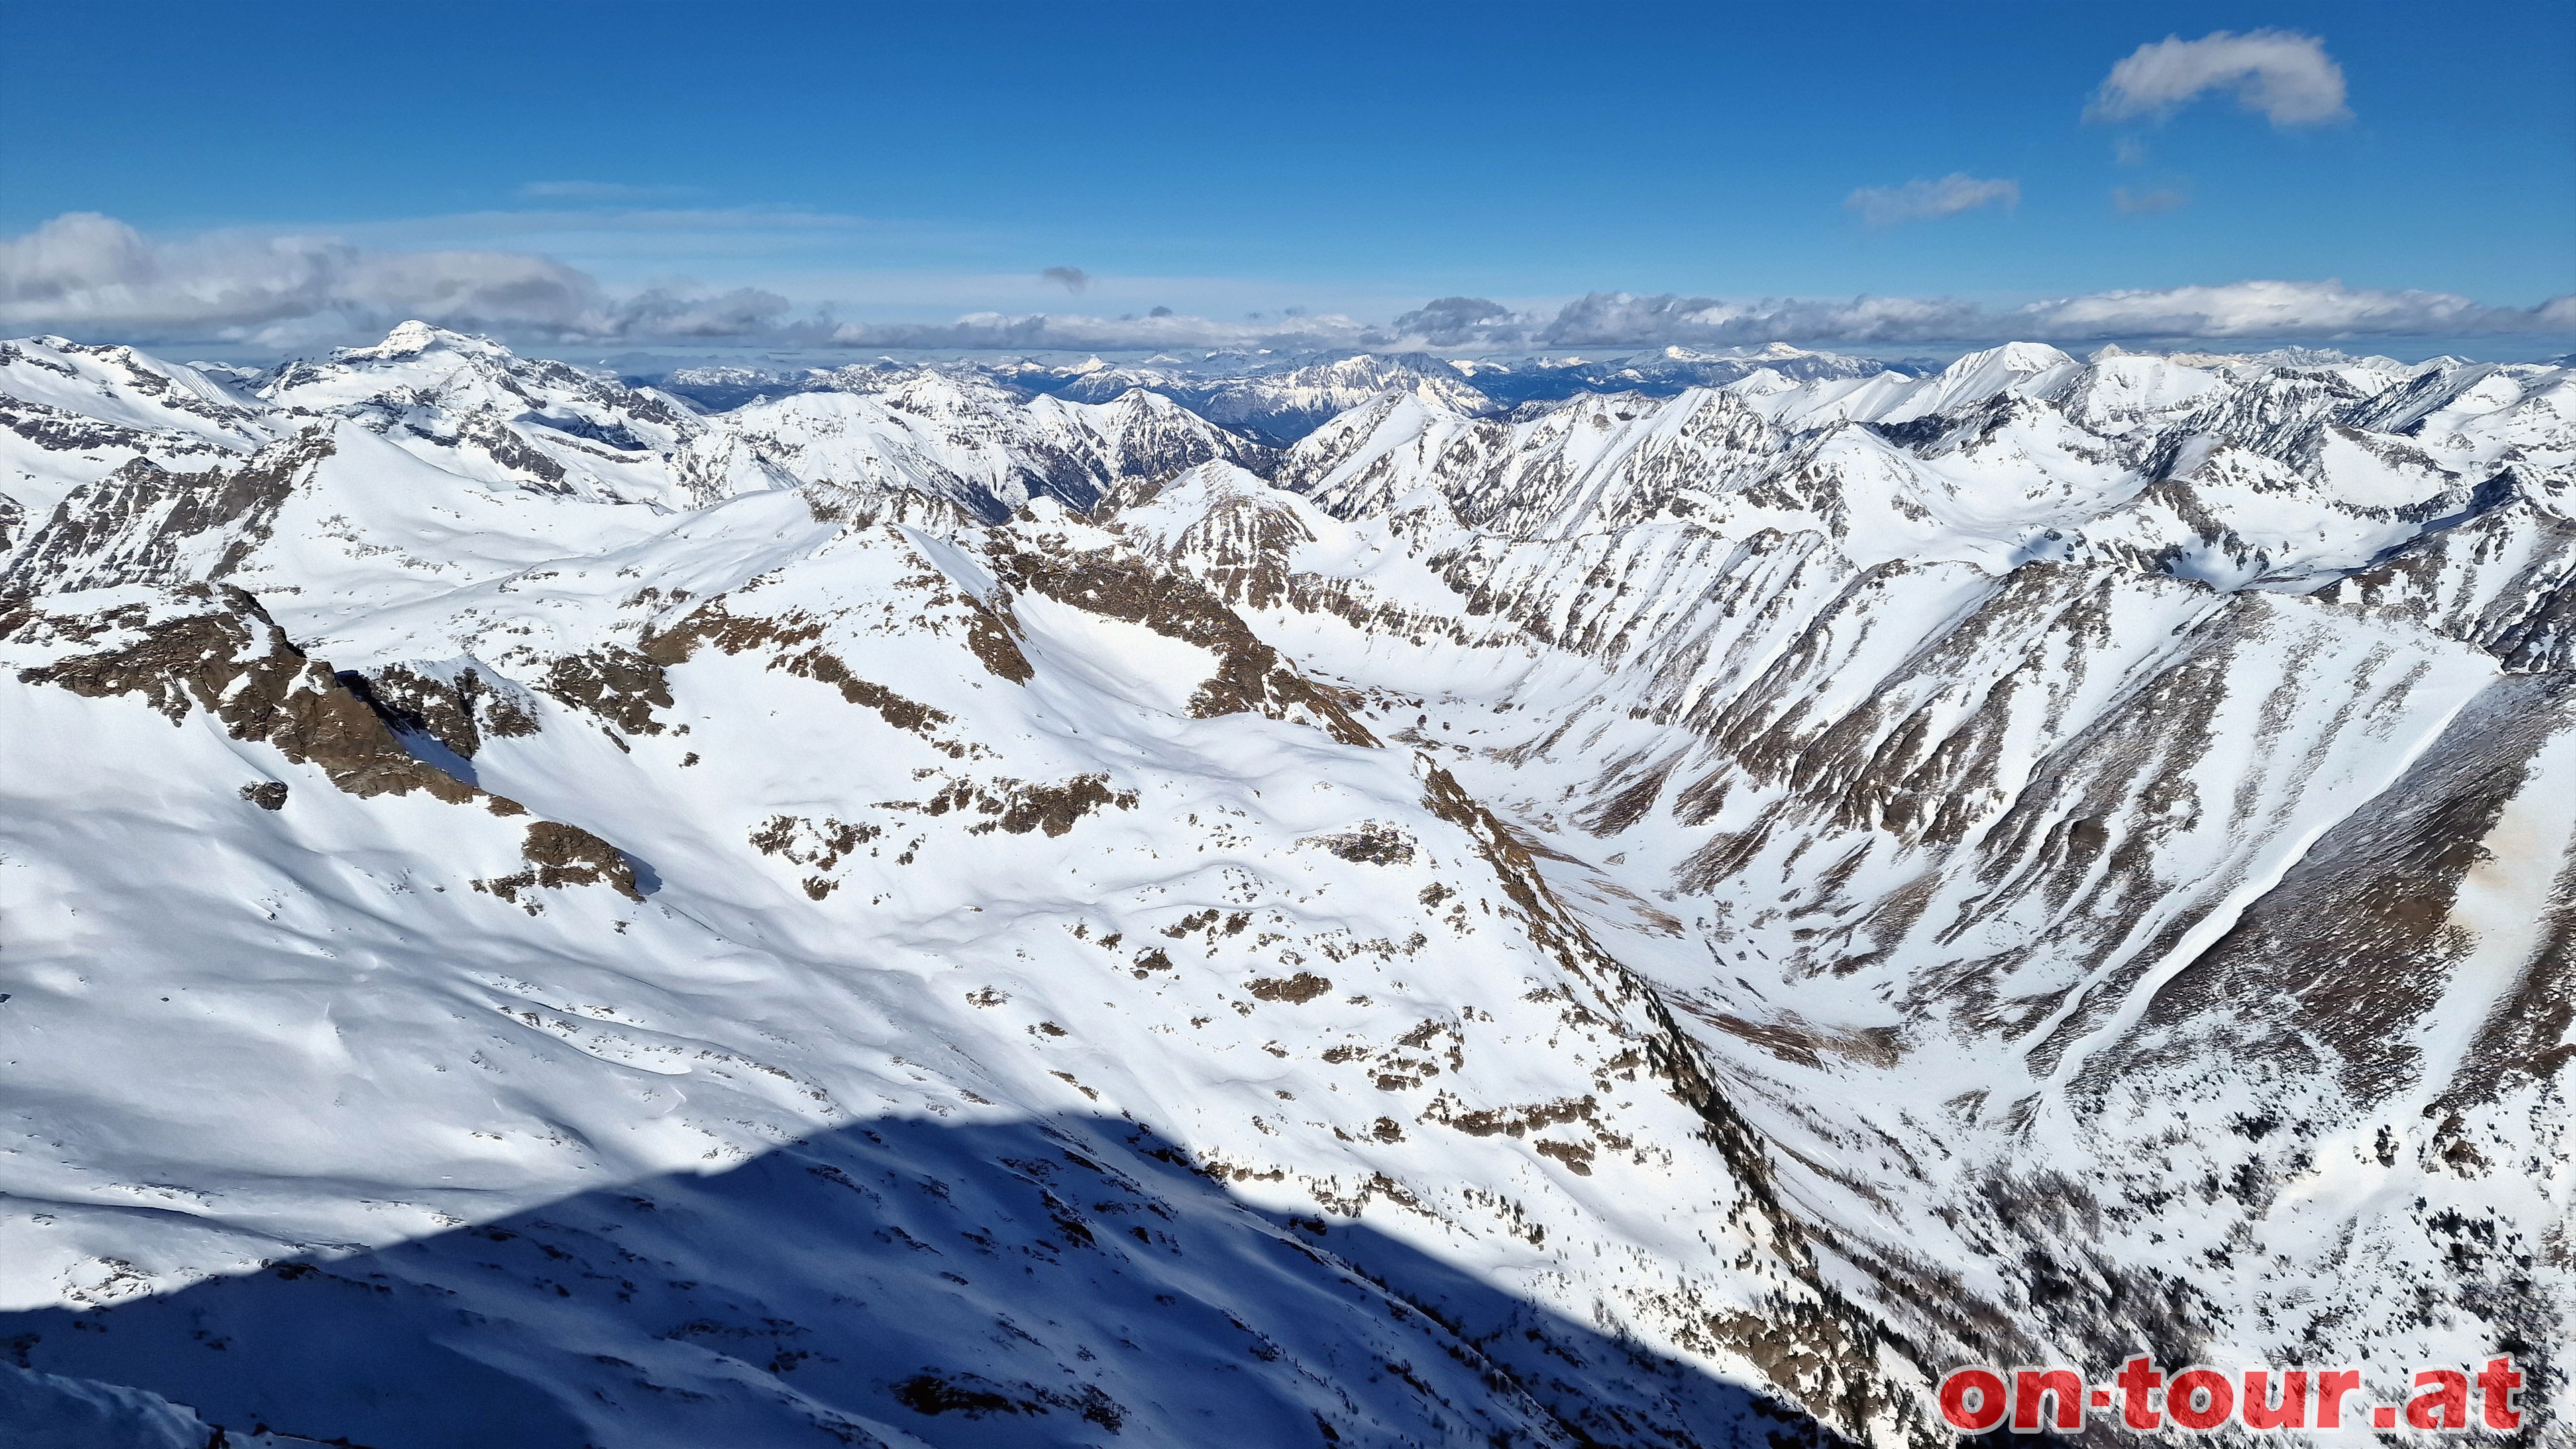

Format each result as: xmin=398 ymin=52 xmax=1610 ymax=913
xmin=2 ymin=0 xmax=2570 ymax=352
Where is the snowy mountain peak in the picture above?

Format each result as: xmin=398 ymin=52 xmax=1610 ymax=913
xmin=333 ymin=318 xmax=494 ymax=362
xmin=3 ymin=327 xmax=2575 ymax=1446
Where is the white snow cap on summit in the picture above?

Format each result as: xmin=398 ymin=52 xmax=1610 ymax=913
xmin=341 ymin=319 xmax=445 ymax=358
xmin=328 ymin=319 xmax=519 ymax=362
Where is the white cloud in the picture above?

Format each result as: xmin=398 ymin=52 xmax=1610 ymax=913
xmin=1387 ymin=297 xmax=1521 ymax=346
xmin=0 ymin=212 xmax=615 ymax=345
xmin=2010 ymin=279 xmax=2504 ymax=339
xmin=1845 ymin=174 xmax=2020 ymax=229
xmin=1386 ymin=283 xmax=2576 ymax=350
xmin=0 ymin=211 xmax=800 ymax=350
xmin=932 ymin=282 xmax=2572 ymax=351
xmin=0 ymin=212 xmax=1378 ymax=352
xmin=3 ymin=215 xmax=2567 ymax=356
xmin=1529 ymin=292 xmax=1990 ymax=346
xmin=2088 ymin=30 xmax=2350 ymax=127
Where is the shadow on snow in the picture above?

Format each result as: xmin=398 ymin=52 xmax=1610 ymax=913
xmin=1 ymin=1112 xmax=1840 ymax=1449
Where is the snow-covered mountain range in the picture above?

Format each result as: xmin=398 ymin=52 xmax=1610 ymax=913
xmin=2 ymin=321 xmax=2571 ymax=1447
xmin=648 ymin=342 xmax=1904 ymax=448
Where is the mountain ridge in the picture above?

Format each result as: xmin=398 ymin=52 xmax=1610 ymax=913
xmin=1 ymin=321 xmax=2569 ymax=1446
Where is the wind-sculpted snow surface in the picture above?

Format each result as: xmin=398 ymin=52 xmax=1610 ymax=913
xmin=1 ymin=323 xmax=2571 ymax=1446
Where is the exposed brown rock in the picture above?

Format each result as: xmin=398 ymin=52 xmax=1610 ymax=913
xmin=476 ymin=820 xmax=645 ymax=906
xmin=540 ymin=645 xmax=672 ymax=737
xmin=0 ymin=429 xmax=333 ymax=596
xmin=997 ymin=543 xmax=1375 ymax=746
xmin=1417 ymin=755 xmax=1911 ymax=1437
xmin=2114 ymin=672 xmax=2576 ymax=1110
xmin=9 ymin=590 xmax=657 ymax=918
xmin=519 ymin=820 xmax=645 ymax=900
xmin=1244 ymin=973 xmax=1332 ymax=1004
xmin=343 ymin=663 xmax=537 ymax=758
xmin=1532 ymin=1138 xmax=1595 ymax=1175
xmin=1306 ymin=822 xmax=1415 ymax=865
xmin=647 ymin=598 xmax=954 ymax=737
xmin=13 ymin=586 xmax=478 ymax=805
xmin=885 ymin=772 xmax=1138 ymax=839
xmin=1425 ymin=1095 xmax=1597 ymax=1138
xmin=964 ymin=598 xmax=1034 ymax=683
xmin=748 ymin=814 xmax=881 ymax=900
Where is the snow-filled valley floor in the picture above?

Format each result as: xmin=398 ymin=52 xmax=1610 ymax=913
xmin=1 ymin=324 xmax=2572 ymax=1446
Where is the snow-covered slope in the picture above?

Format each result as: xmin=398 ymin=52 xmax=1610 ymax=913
xmin=254 ymin=321 xmax=712 ymax=508
xmin=2 ymin=323 xmax=2572 ymax=1447
xmin=1 ymin=337 xmax=278 ymax=527
xmin=672 ymin=372 xmax=1279 ymax=519
xmin=637 ymin=344 xmax=1910 ymax=452
xmin=1041 ymin=353 xmax=1498 ymax=447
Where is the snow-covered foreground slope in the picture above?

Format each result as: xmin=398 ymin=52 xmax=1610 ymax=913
xmin=1 ymin=324 xmax=2571 ymax=1446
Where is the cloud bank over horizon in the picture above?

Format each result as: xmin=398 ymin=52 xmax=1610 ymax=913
xmin=3 ymin=212 xmax=2569 ymax=358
